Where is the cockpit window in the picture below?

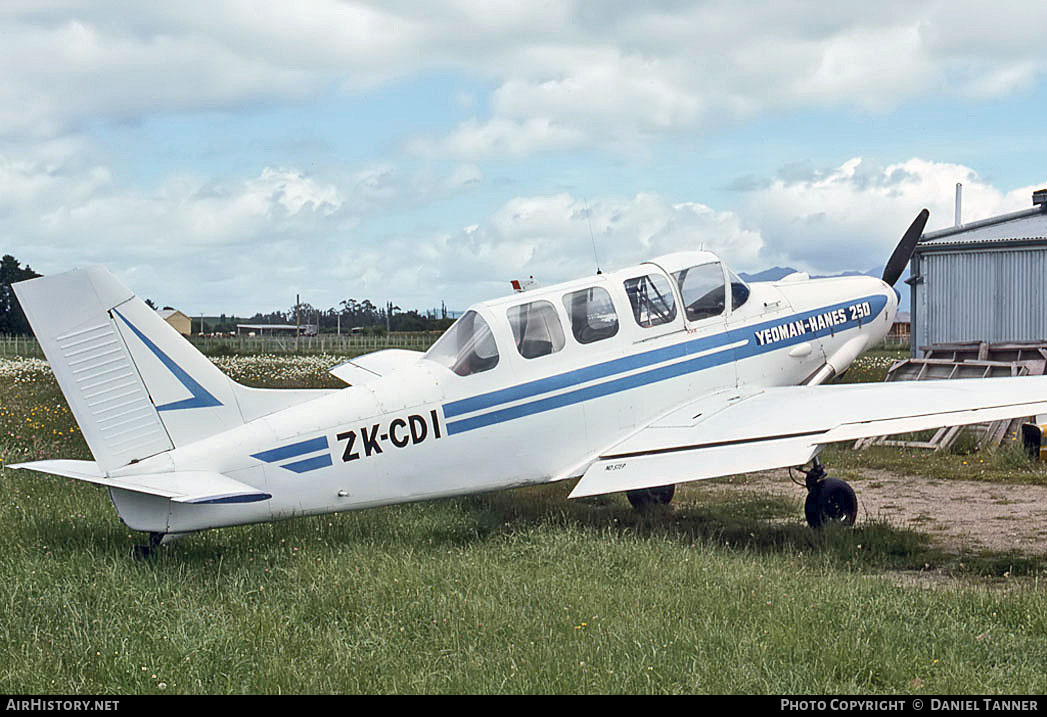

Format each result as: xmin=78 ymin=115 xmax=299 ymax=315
xmin=562 ymin=286 xmax=619 ymax=344
xmin=728 ymin=269 xmax=750 ymax=310
xmin=672 ymin=263 xmax=726 ymax=322
xmin=424 ymin=310 xmax=499 ymax=376
xmin=623 ymin=273 xmax=677 ymax=328
xmin=507 ymin=300 xmax=565 ymax=359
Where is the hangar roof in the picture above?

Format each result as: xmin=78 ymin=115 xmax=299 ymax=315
xmin=917 ymin=193 xmax=1047 ymax=251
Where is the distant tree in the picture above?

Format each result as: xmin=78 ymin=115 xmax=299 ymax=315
xmin=214 ymin=313 xmax=239 ymax=333
xmin=144 ymin=298 xmax=158 ymax=310
xmin=242 ymin=295 xmax=457 ymax=335
xmin=0 ymin=254 xmax=41 ymax=335
xmin=392 ymin=309 xmax=428 ymax=332
xmin=360 ymin=299 xmax=378 ymax=325
xmin=248 ymin=310 xmax=290 ymax=325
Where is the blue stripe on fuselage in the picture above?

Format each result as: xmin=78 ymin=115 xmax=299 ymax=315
xmin=443 ymin=294 xmax=886 ymax=435
xmin=443 ymin=332 xmax=703 ymax=418
xmin=251 ymin=436 xmax=329 ymax=463
xmin=282 ymin=454 xmax=334 ymax=473
xmin=182 ymin=492 xmax=273 ymax=504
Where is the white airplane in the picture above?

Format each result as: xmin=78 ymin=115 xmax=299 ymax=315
xmin=11 ymin=210 xmax=1047 ymax=555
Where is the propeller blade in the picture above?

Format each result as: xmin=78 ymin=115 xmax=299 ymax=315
xmin=882 ymin=208 xmax=929 ymax=286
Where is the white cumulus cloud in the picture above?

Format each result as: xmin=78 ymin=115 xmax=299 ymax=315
xmin=737 ymin=157 xmax=1047 ymax=274
xmin=2 ymin=1 xmax=1047 ymax=154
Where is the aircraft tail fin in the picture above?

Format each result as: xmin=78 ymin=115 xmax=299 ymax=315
xmin=14 ymin=267 xmax=249 ymax=472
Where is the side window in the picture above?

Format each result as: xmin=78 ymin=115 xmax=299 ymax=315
xmin=507 ymin=300 xmax=566 ymax=359
xmin=728 ymin=269 xmax=750 ymax=310
xmin=673 ymin=263 xmax=726 ymax=322
xmin=423 ymin=310 xmax=499 ymax=376
xmin=623 ymin=273 xmax=677 ymax=328
xmin=562 ymin=286 xmax=619 ymax=344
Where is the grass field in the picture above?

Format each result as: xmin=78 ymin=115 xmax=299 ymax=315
xmin=0 ymin=352 xmax=1045 ymax=694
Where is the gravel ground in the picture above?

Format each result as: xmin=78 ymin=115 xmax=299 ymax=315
xmin=706 ymin=469 xmax=1047 ymax=556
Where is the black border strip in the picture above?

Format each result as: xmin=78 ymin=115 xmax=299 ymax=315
xmin=601 ymin=429 xmax=829 ymax=460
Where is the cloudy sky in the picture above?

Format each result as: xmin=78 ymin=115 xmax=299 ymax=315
xmin=4 ymin=1 xmax=1047 ymax=315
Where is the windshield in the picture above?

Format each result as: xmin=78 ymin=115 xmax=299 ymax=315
xmin=672 ymin=263 xmax=726 ymax=322
xmin=424 ymin=310 xmax=499 ymax=376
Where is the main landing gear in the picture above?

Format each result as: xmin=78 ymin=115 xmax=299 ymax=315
xmin=800 ymin=458 xmax=858 ymax=528
xmin=622 ymin=461 xmax=858 ymax=529
xmin=130 ymin=531 xmax=188 ymax=559
xmin=131 ymin=532 xmax=164 ymax=560
xmin=626 ymin=484 xmax=676 ymax=510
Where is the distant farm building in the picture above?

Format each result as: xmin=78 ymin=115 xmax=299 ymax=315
xmin=887 ymin=311 xmax=911 ymax=345
xmin=236 ymin=323 xmax=318 ymax=337
xmin=910 ymin=189 xmax=1047 ymax=355
xmin=158 ymin=307 xmax=191 ymax=336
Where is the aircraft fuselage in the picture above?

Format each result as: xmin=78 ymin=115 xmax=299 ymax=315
xmin=106 ymin=257 xmax=896 ymax=536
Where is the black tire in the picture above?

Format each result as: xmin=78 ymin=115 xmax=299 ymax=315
xmin=804 ymin=478 xmax=857 ymax=528
xmin=130 ymin=544 xmax=155 ymax=560
xmin=626 ymin=484 xmax=676 ymax=510
xmin=130 ymin=532 xmax=164 ymax=560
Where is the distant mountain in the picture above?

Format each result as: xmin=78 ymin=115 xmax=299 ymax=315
xmin=739 ymin=266 xmax=910 ymax=312
xmin=737 ymin=267 xmax=798 ymax=283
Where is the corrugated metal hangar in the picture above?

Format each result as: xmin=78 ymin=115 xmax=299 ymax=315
xmin=909 ymin=188 xmax=1047 ymax=355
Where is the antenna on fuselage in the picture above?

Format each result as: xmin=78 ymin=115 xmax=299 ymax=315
xmin=584 ymin=197 xmax=602 ymax=274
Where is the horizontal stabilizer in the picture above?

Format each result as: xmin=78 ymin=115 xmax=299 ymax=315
xmin=329 ymin=349 xmax=422 ymax=385
xmin=8 ymin=460 xmax=271 ymax=504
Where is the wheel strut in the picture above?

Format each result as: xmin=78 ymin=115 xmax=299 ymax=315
xmin=130 ymin=532 xmax=164 ymax=560
xmin=802 ymin=459 xmax=857 ymax=528
xmin=803 ymin=458 xmax=827 ymax=491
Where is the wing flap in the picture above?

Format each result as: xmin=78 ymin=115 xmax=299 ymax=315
xmin=570 ymin=375 xmax=1047 ymax=498
xmin=8 ymin=461 xmax=270 ymax=504
xmin=572 ymin=435 xmax=820 ymax=498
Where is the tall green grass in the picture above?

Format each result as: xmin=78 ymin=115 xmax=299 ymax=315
xmin=1 ymin=476 xmax=1044 ymax=694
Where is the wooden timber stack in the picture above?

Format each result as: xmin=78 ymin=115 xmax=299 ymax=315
xmin=854 ymin=341 xmax=1047 ymax=451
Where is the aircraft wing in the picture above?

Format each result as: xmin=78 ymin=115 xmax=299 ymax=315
xmin=569 ymin=376 xmax=1047 ymax=499
xmin=7 ymin=460 xmax=271 ymax=504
